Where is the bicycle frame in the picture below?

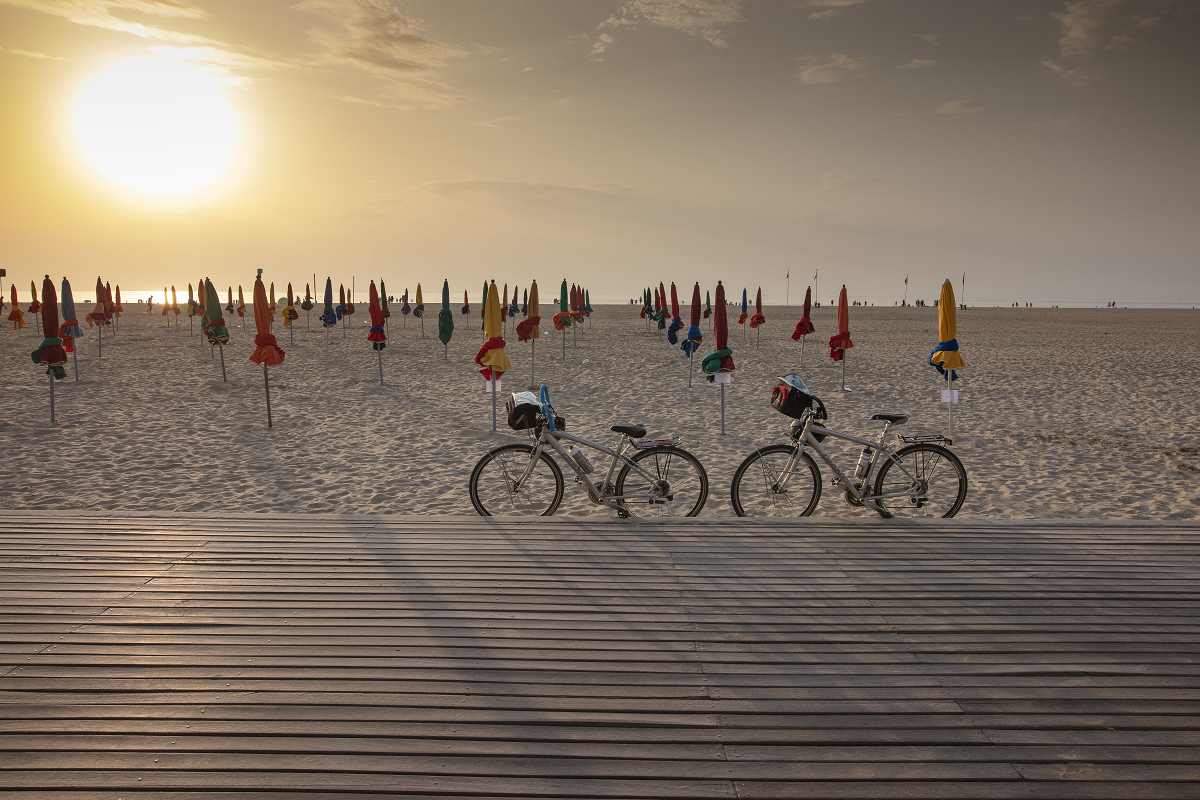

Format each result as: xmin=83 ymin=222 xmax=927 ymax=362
xmin=517 ymin=427 xmax=684 ymax=510
xmin=777 ymin=413 xmax=926 ymax=512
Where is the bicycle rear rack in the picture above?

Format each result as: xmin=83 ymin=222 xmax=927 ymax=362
xmin=898 ymin=434 xmax=953 ymax=446
xmin=633 ymin=436 xmax=683 ymax=449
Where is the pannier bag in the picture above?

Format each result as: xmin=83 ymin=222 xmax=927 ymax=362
xmin=506 ymin=391 xmax=541 ymax=430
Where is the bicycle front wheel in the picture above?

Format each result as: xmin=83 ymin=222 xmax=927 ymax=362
xmin=872 ymin=444 xmax=967 ymax=518
xmin=730 ymin=444 xmax=822 ymax=517
xmin=469 ymin=444 xmax=565 ymax=517
xmin=615 ymin=446 xmax=708 ymax=517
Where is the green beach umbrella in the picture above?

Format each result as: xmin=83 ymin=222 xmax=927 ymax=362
xmin=203 ymin=278 xmax=231 ymax=381
xmin=438 ymin=278 xmax=454 ymax=359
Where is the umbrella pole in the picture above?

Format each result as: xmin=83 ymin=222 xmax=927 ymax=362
xmin=720 ymin=382 xmax=725 ymax=436
xmin=799 ymin=335 xmax=805 ymax=368
xmin=420 ymin=318 xmax=424 ymax=339
xmin=561 ymin=327 xmax=565 ymax=360
xmin=531 ymin=340 xmax=536 ymax=387
xmin=49 ymin=372 xmax=55 ymax=424
xmin=307 ymin=309 xmax=310 ymax=331
xmin=444 ymin=343 xmax=447 ymax=362
xmin=35 ymin=315 xmax=41 ymax=336
xmin=688 ymin=350 xmax=694 ymax=388
xmin=342 ymin=317 xmax=346 ymax=339
xmin=98 ymin=326 xmax=102 ymax=358
xmin=756 ymin=326 xmax=760 ymax=350
xmin=378 ymin=349 xmax=384 ymax=386
xmin=219 ymin=345 xmax=227 ymax=383
xmin=491 ymin=373 xmax=497 ymax=432
xmin=947 ymin=371 xmax=953 ymax=439
xmin=72 ymin=349 xmax=78 ymax=382
xmin=290 ymin=325 xmax=293 ymax=346
xmin=190 ymin=316 xmax=193 ymax=337
xmin=210 ymin=343 xmax=214 ymax=360
xmin=264 ymin=365 xmax=273 ymax=428
xmin=842 ymin=349 xmax=851 ymax=392
xmin=325 ymin=325 xmax=329 ymax=345
xmin=572 ymin=324 xmax=576 ymax=349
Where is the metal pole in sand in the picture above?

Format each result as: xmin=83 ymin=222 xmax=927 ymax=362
xmin=530 ymin=340 xmax=536 ymax=387
xmin=572 ymin=321 xmax=576 ymax=349
xmin=219 ymin=346 xmax=227 ymax=382
xmin=842 ymin=349 xmax=851 ymax=392
xmin=378 ymin=349 xmax=384 ymax=385
xmin=97 ymin=326 xmax=102 ymax=358
xmin=289 ymin=324 xmax=293 ymax=347
xmin=720 ymin=382 xmax=725 ymax=436
xmin=756 ymin=326 xmax=760 ymax=350
xmin=491 ymin=373 xmax=497 ymax=432
xmin=72 ymin=349 xmax=78 ymax=382
xmin=264 ymin=365 xmax=273 ymax=428
xmin=799 ymin=335 xmax=805 ymax=369
xmin=561 ymin=326 xmax=565 ymax=361
xmin=49 ymin=373 xmax=55 ymax=424
xmin=688 ymin=350 xmax=694 ymax=388
xmin=947 ymin=371 xmax=953 ymax=439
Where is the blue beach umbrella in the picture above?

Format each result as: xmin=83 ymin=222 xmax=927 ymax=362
xmin=60 ymin=278 xmax=84 ymax=381
xmin=320 ymin=278 xmax=339 ymax=328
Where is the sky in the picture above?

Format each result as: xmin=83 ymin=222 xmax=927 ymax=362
xmin=1 ymin=0 xmax=1197 ymax=307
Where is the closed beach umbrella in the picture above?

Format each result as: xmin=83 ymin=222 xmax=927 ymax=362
xmin=27 ymin=280 xmax=42 ymax=334
xmin=584 ymin=289 xmax=593 ymax=313
xmin=703 ymin=281 xmax=736 ymax=433
xmin=738 ymin=289 xmax=748 ymax=343
xmin=554 ymin=278 xmax=571 ymax=358
xmin=59 ymin=278 xmax=82 ymax=379
xmin=187 ymin=283 xmax=198 ymax=317
xmin=750 ymin=288 xmax=765 ymax=328
xmin=461 ymin=290 xmax=470 ymax=315
xmin=171 ymin=286 xmax=180 ymax=317
xmin=114 ymin=285 xmax=123 ymax=317
xmin=248 ymin=277 xmax=285 ymax=426
xmin=401 ymin=289 xmax=411 ymax=323
xmin=791 ymin=286 xmax=816 ymax=367
xmin=203 ymin=278 xmax=231 ymax=381
xmin=192 ymin=278 xmax=203 ymax=321
xmin=226 ymin=286 xmax=235 ymax=314
xmin=269 ymin=282 xmax=277 ymax=322
xmin=320 ymin=278 xmax=338 ymax=328
xmin=516 ymin=279 xmax=541 ymax=386
xmin=500 ymin=282 xmax=508 ymax=323
xmin=476 ymin=280 xmax=512 ymax=431
xmin=337 ymin=285 xmax=347 ymax=320
xmin=31 ymin=276 xmax=68 ymax=420
xmin=302 ymin=283 xmax=314 ymax=311
xmin=930 ymin=278 xmax=966 ymax=435
xmin=162 ymin=286 xmax=170 ymax=319
xmin=666 ymin=282 xmax=684 ymax=344
xmin=237 ymin=286 xmax=246 ymax=320
xmin=414 ymin=283 xmax=425 ymax=338
xmin=683 ymin=282 xmax=704 ymax=385
xmin=283 ymin=283 xmax=297 ymax=326
xmin=7 ymin=284 xmax=25 ymax=330
xmin=509 ymin=285 xmax=520 ymax=319
xmin=829 ymin=284 xmax=854 ymax=391
xmin=104 ymin=281 xmax=115 ymax=321
xmin=379 ymin=279 xmax=389 ymax=318
xmin=657 ymin=281 xmax=669 ymax=331
xmin=929 ymin=279 xmax=965 ymax=380
xmin=437 ymin=278 xmax=453 ymax=359
xmin=829 ymin=285 xmax=853 ymax=361
xmin=343 ymin=283 xmax=355 ymax=321
xmin=369 ymin=280 xmax=388 ymax=382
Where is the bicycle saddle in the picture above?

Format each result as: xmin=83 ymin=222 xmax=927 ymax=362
xmin=871 ymin=413 xmax=909 ymax=425
xmin=611 ymin=424 xmax=647 ymax=439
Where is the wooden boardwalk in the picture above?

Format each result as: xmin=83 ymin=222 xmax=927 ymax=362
xmin=1 ymin=513 xmax=1198 ymax=799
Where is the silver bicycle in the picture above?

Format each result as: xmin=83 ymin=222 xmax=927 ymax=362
xmin=731 ymin=375 xmax=968 ymax=518
xmin=470 ymin=384 xmax=709 ymax=517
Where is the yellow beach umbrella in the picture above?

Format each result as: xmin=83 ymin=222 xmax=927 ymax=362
xmin=929 ymin=279 xmax=966 ymax=378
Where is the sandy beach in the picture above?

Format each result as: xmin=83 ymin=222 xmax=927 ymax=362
xmin=2 ymin=301 xmax=1197 ymax=519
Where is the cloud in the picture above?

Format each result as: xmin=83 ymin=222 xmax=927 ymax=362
xmin=590 ymin=33 xmax=616 ymax=56
xmin=912 ymin=33 xmax=941 ymax=45
xmin=0 ymin=44 xmax=64 ymax=59
xmin=521 ymin=65 xmax=533 ymax=72
xmin=608 ymin=0 xmax=743 ymax=48
xmin=814 ymin=172 xmax=884 ymax=194
xmin=473 ymin=116 xmax=520 ymax=128
xmin=1052 ymin=0 xmax=1168 ymax=58
xmin=896 ymin=58 xmax=936 ymax=70
xmin=794 ymin=0 xmax=872 ymax=10
xmin=1042 ymin=58 xmax=1099 ymax=86
xmin=807 ymin=10 xmax=841 ymax=19
xmin=379 ymin=79 xmax=468 ymax=110
xmin=293 ymin=0 xmax=467 ymax=77
xmin=3 ymin=0 xmax=289 ymax=82
xmin=417 ymin=177 xmax=637 ymax=209
xmin=935 ymin=99 xmax=984 ymax=115
xmin=796 ymin=53 xmax=869 ymax=84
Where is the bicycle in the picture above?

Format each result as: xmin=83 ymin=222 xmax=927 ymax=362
xmin=731 ymin=375 xmax=968 ymax=518
xmin=469 ymin=384 xmax=709 ymax=517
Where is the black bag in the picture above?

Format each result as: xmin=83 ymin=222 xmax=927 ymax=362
xmin=506 ymin=392 xmax=540 ymax=430
xmin=771 ymin=384 xmax=813 ymax=419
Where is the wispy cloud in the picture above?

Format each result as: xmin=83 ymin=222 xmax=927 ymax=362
xmin=3 ymin=0 xmax=288 ymax=82
xmin=606 ymin=0 xmax=744 ymax=48
xmin=1052 ymin=0 xmax=1169 ymax=58
xmin=1042 ymin=58 xmax=1099 ymax=86
xmin=897 ymin=58 xmax=936 ymax=70
xmin=796 ymin=53 xmax=869 ymax=84
xmin=294 ymin=0 xmax=467 ymax=77
xmin=935 ymin=99 xmax=984 ymax=115
xmin=0 ymin=44 xmax=64 ymax=59
xmin=590 ymin=32 xmax=616 ymax=56
xmin=417 ymin=177 xmax=638 ymax=209
xmin=473 ymin=116 xmax=520 ymax=129
xmin=912 ymin=33 xmax=941 ymax=45
xmin=795 ymin=0 xmax=872 ymax=20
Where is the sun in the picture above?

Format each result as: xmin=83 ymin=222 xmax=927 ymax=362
xmin=70 ymin=56 xmax=243 ymax=195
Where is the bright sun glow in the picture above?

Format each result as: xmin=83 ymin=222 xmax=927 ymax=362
xmin=71 ymin=56 xmax=242 ymax=195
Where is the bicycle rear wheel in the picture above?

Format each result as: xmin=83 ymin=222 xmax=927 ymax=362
xmin=615 ymin=446 xmax=708 ymax=517
xmin=730 ymin=444 xmax=822 ymax=517
xmin=872 ymin=444 xmax=967 ymax=518
xmin=469 ymin=444 xmax=565 ymax=516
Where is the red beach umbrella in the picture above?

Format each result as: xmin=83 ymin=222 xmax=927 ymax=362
xmin=792 ymin=287 xmax=815 ymax=340
xmin=27 ymin=280 xmax=41 ymax=315
xmin=368 ymin=280 xmax=387 ymax=384
xmin=248 ymin=277 xmax=285 ymax=427
xmin=114 ymin=286 xmax=123 ymax=316
xmin=31 ymin=275 xmax=68 ymax=421
xmin=750 ymin=288 xmax=766 ymax=328
xmin=7 ymin=284 xmax=25 ymax=330
xmin=829 ymin=285 xmax=853 ymax=361
xmin=703 ymin=281 xmax=736 ymax=434
xmin=667 ymin=282 xmax=684 ymax=343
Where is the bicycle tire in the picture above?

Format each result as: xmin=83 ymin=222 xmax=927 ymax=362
xmin=469 ymin=444 xmax=565 ymax=517
xmin=730 ymin=444 xmax=822 ymax=517
xmin=872 ymin=443 xmax=967 ymax=519
xmin=614 ymin=446 xmax=708 ymax=517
